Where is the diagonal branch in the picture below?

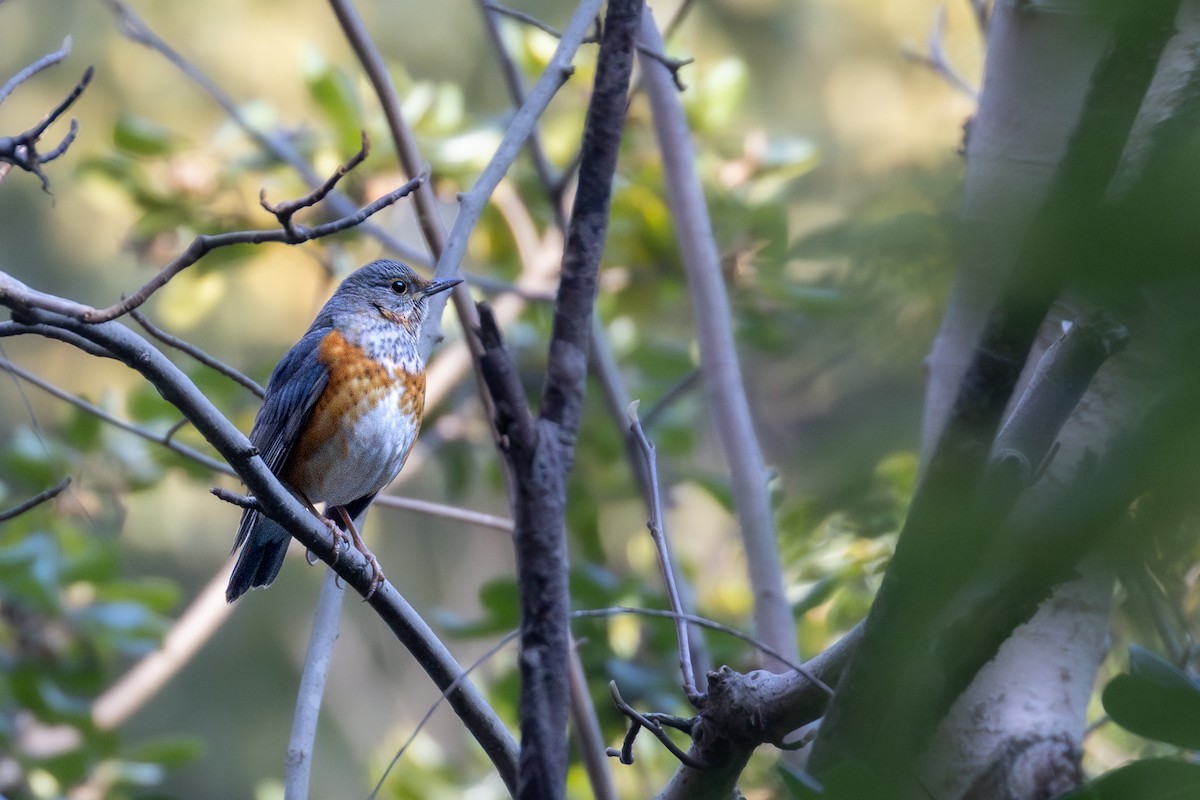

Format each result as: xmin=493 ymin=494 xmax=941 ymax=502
xmin=0 ymin=308 xmax=519 ymax=790
xmin=0 ymin=37 xmax=74 ymax=105
xmin=0 ymin=476 xmax=71 ymax=522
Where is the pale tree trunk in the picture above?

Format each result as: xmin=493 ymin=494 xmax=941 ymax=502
xmin=918 ymin=2 xmax=1200 ymax=797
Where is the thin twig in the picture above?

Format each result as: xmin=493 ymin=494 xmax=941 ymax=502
xmin=606 ymin=681 xmax=705 ymax=768
xmin=261 ymin=131 xmax=371 ymax=237
xmin=424 ymin=0 xmax=605 ymax=340
xmin=0 ymin=37 xmax=73 ymax=105
xmin=0 ymin=357 xmax=230 ymax=473
xmin=635 ymin=45 xmax=693 ymax=91
xmin=0 ymin=65 xmax=93 ymax=191
xmin=481 ymin=2 xmax=595 ymax=41
xmin=327 ymin=0 xmax=453 ymax=281
xmin=627 ymin=400 xmax=700 ymax=702
xmin=86 ymin=173 xmax=425 ymax=323
xmin=371 ymin=494 xmax=513 ymax=532
xmin=284 ymin=568 xmax=346 ymax=798
xmin=130 ymin=308 xmax=265 ymax=397
xmin=0 ymin=476 xmax=71 ymax=521
xmin=478 ymin=0 xmax=567 ymax=225
xmin=641 ymin=369 xmax=700 ymax=430
xmin=572 ymin=607 xmax=830 ymax=692
xmin=211 ymin=486 xmax=259 ymax=510
xmin=369 ymin=628 xmax=522 ymax=800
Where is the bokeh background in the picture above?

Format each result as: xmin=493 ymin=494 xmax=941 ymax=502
xmin=0 ymin=0 xmax=983 ymax=796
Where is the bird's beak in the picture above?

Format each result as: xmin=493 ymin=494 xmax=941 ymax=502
xmin=421 ymin=278 xmax=463 ymax=297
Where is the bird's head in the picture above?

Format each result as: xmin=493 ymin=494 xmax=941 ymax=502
xmin=334 ymin=259 xmax=461 ymax=334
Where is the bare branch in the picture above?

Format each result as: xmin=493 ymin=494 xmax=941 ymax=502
xmin=0 ymin=37 xmax=73 ymax=105
xmin=0 ymin=476 xmax=71 ymax=522
xmin=473 ymin=1 xmax=643 ymax=794
xmin=370 ymin=628 xmax=522 ymax=799
xmin=372 ymin=494 xmax=513 ymax=532
xmin=635 ymin=45 xmax=693 ymax=91
xmin=210 ymin=486 xmax=259 ymax=510
xmin=638 ymin=7 xmax=799 ymax=670
xmin=481 ymin=2 xmax=600 ymax=43
xmin=478 ymin=0 xmax=568 ymax=226
xmin=327 ymin=0 xmax=454 ymax=283
xmin=260 ymin=131 xmax=371 ymax=237
xmin=606 ymin=681 xmax=704 ymax=769
xmin=2 ymin=309 xmax=519 ymax=785
xmin=285 ymin=568 xmax=345 ymax=798
xmin=0 ymin=65 xmax=93 ymax=191
xmin=131 ymin=309 xmax=265 ymax=397
xmin=627 ymin=401 xmax=700 ymax=702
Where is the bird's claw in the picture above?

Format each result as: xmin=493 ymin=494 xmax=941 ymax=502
xmin=320 ymin=515 xmax=350 ymax=565
xmin=332 ymin=505 xmax=385 ymax=600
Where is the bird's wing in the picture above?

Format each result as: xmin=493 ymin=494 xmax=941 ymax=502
xmin=250 ymin=325 xmax=332 ymax=475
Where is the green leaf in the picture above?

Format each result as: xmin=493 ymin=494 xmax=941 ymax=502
xmin=438 ymin=577 xmax=521 ymax=638
xmin=303 ymin=54 xmax=363 ymax=155
xmin=1060 ymin=758 xmax=1200 ymax=799
xmin=1102 ymin=646 xmax=1200 ymax=749
xmin=127 ymin=735 xmax=205 ymax=768
xmin=113 ymin=114 xmax=179 ymax=156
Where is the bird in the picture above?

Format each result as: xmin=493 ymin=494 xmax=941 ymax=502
xmin=225 ymin=259 xmax=461 ymax=603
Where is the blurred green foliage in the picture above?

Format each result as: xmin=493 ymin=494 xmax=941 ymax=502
xmin=6 ymin=0 xmax=1193 ymax=799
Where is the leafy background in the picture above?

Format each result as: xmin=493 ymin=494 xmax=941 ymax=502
xmin=4 ymin=1 xmax=1188 ymax=798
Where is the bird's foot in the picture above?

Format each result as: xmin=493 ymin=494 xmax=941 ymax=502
xmin=334 ymin=505 xmax=385 ymax=599
xmin=320 ymin=514 xmax=351 ymax=565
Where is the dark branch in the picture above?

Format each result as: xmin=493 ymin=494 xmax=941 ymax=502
xmin=131 ymin=309 xmax=265 ymax=397
xmin=0 ymin=309 xmax=519 ymax=785
xmin=606 ymin=682 xmax=704 ymax=768
xmin=210 ymin=486 xmax=260 ymax=511
xmin=0 ymin=477 xmax=72 ymax=522
xmin=473 ymin=0 xmax=643 ymax=796
xmin=260 ymin=131 xmax=371 ymax=238
xmin=0 ymin=65 xmax=93 ymax=191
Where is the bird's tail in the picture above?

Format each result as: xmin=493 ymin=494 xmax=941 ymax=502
xmin=226 ymin=510 xmax=292 ymax=602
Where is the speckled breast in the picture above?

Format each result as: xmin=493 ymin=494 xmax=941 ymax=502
xmin=285 ymin=329 xmax=425 ymax=506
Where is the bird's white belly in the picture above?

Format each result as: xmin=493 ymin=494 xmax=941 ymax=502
xmin=302 ymin=387 xmax=419 ymax=507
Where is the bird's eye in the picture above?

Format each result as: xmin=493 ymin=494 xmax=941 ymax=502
xmin=390 ymin=279 xmax=408 ymax=295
